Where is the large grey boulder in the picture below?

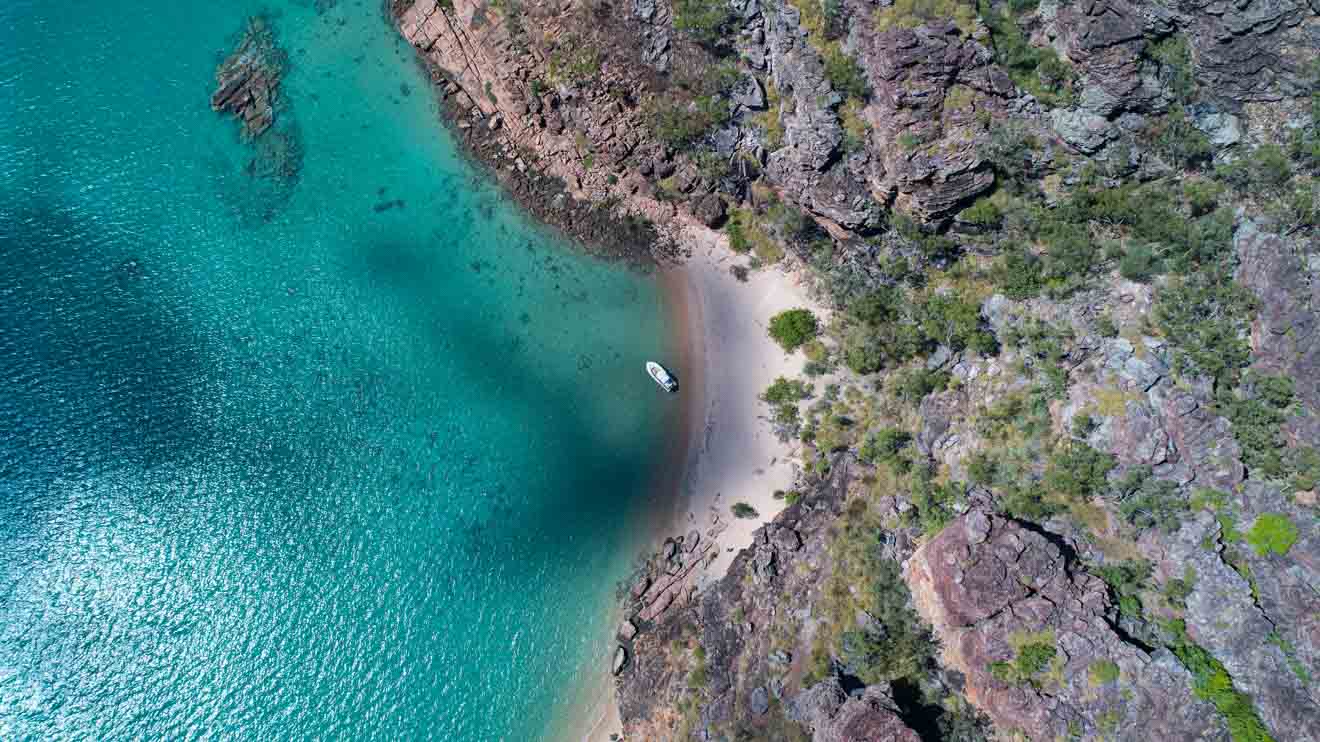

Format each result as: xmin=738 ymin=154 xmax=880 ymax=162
xmin=1052 ymin=108 xmax=1117 ymax=153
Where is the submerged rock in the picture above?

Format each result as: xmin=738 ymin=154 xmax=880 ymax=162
xmin=211 ymin=17 xmax=285 ymax=141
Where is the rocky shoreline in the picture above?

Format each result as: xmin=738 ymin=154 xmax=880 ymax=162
xmin=389 ymin=0 xmax=688 ymax=266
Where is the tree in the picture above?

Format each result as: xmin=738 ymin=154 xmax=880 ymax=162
xmin=768 ymin=308 xmax=820 ymax=352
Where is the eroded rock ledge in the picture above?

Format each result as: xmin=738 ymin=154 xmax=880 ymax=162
xmin=906 ymin=508 xmax=1224 ymax=741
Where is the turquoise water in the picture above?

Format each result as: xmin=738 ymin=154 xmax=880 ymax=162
xmin=0 ymin=2 xmax=670 ymax=738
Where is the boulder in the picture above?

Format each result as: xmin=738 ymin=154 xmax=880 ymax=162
xmin=1192 ymin=109 xmax=1243 ymax=148
xmin=612 ymin=645 xmax=628 ymax=676
xmin=1236 ymin=220 xmax=1320 ymax=417
xmin=905 ymin=509 xmax=1224 ymax=741
xmin=731 ymin=73 xmax=766 ymax=110
xmin=1151 ymin=380 xmax=1245 ymax=492
xmin=619 ymin=619 xmax=638 ymax=641
xmin=692 ymin=193 xmax=727 ymax=227
xmin=792 ymin=680 xmax=919 ymax=742
xmin=749 ymin=686 xmax=770 ymax=716
xmin=1051 ymin=108 xmax=1117 ymax=154
xmin=771 ymin=525 xmax=802 ymax=552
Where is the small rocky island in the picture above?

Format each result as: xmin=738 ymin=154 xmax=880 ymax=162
xmin=211 ymin=16 xmax=284 ymax=141
xmin=210 ymin=16 xmax=301 ymax=220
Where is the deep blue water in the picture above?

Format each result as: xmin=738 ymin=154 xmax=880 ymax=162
xmin=0 ymin=1 xmax=670 ymax=738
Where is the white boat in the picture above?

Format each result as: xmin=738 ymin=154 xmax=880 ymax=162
xmin=647 ymin=361 xmax=679 ymax=393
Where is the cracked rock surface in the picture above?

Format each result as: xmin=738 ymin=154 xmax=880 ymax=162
xmin=906 ymin=509 xmax=1225 ymax=742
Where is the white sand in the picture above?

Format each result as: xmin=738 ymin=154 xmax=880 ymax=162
xmin=665 ymin=228 xmax=818 ymax=580
xmin=559 ymin=227 xmax=823 ymax=742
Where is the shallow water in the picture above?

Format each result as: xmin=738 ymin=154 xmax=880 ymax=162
xmin=0 ymin=1 xmax=670 ymax=738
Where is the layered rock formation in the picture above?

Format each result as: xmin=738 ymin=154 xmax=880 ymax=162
xmin=211 ymin=17 xmax=284 ymax=140
xmin=906 ymin=509 xmax=1223 ymax=741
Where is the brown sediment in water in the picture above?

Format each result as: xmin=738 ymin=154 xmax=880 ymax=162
xmin=648 ymin=264 xmax=706 ymax=539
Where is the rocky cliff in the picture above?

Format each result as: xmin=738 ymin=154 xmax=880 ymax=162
xmin=389 ymin=0 xmax=1320 ymax=739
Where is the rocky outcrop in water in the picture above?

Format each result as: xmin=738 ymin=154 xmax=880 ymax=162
xmin=211 ymin=17 xmax=284 ymax=141
xmin=211 ymin=16 xmax=302 ymax=222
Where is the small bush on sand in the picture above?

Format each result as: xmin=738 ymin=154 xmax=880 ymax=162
xmin=731 ymin=502 xmax=760 ymax=519
xmin=769 ymin=309 xmax=820 ymax=352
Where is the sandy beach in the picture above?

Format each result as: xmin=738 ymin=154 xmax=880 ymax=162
xmin=560 ymin=225 xmax=822 ymax=741
xmin=661 ymin=231 xmax=817 ymax=578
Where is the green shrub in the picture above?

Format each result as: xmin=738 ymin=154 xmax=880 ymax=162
xmin=1045 ymin=442 xmax=1115 ymax=502
xmin=1093 ymin=559 xmax=1152 ymax=622
xmin=1216 ymin=144 xmax=1293 ymax=194
xmin=731 ymin=502 xmax=760 ymax=519
xmin=989 ymin=633 xmax=1057 ymax=686
xmin=1095 ymin=313 xmax=1119 ymax=338
xmin=915 ymin=293 xmax=997 ymax=355
xmin=1119 ymin=243 xmax=1161 ymax=282
xmin=860 ymin=428 xmax=912 ymax=471
xmin=1119 ymin=477 xmax=1189 ymax=533
xmin=961 ymin=196 xmax=1003 ymax=226
xmin=1146 ymin=35 xmax=1196 ymax=102
xmin=1149 ymin=106 xmax=1213 ymax=169
xmin=768 ymin=309 xmax=820 ymax=352
xmin=672 ymin=0 xmax=733 ymax=46
xmin=875 ymin=0 xmax=978 ymax=36
xmin=1245 ymin=513 xmax=1299 ymax=557
xmin=841 ymin=326 xmax=887 ymax=374
xmin=762 ymin=376 xmax=811 ymax=404
xmin=981 ymin=120 xmax=1041 ymax=187
xmin=1164 ymin=622 xmax=1276 ymax=742
xmin=1184 ymin=178 xmax=1226 ymax=216
xmin=892 ymin=368 xmax=950 ymax=405
xmin=980 ymin=0 xmax=1076 ymax=106
xmin=1088 ymin=659 xmax=1121 ymax=686
xmin=1219 ymin=376 xmax=1293 ymax=479
xmin=1268 ymin=631 xmax=1314 ymax=685
xmin=992 ymin=246 xmax=1044 ymax=299
xmin=1164 ymin=566 xmax=1196 ymax=606
xmin=908 ymin=474 xmax=965 ymax=536
xmin=1154 ymin=271 xmax=1256 ymax=383
xmin=1288 ymin=446 xmax=1320 ymax=491
xmin=826 ymin=553 xmax=936 ymax=686
xmin=547 ymin=40 xmax=601 ymax=82
xmin=645 ymin=94 xmax=731 ymax=149
xmin=822 ymin=43 xmax=868 ymax=99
